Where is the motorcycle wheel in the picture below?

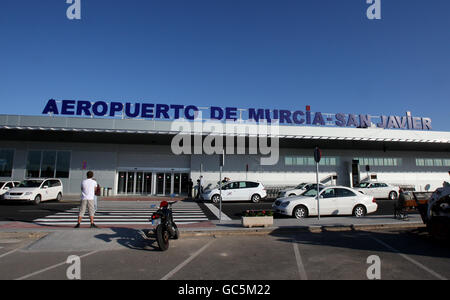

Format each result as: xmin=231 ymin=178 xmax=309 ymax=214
xmin=172 ymin=223 xmax=179 ymax=240
xmin=156 ymin=224 xmax=170 ymax=251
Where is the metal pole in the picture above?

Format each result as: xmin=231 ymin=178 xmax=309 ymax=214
xmin=219 ymin=165 xmax=222 ymax=223
xmin=316 ymin=162 xmax=320 ymax=220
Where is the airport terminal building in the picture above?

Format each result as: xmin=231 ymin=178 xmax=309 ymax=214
xmin=0 ymin=100 xmax=449 ymax=196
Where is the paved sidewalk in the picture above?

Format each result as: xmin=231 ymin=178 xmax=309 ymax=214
xmin=0 ymin=214 xmax=424 ymax=253
xmin=181 ymin=214 xmax=425 ymax=234
xmin=0 ymin=213 xmax=424 ymax=232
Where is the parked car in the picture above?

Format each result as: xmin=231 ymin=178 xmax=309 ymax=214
xmin=202 ymin=181 xmax=267 ymax=203
xmin=0 ymin=181 xmax=21 ymax=199
xmin=278 ymin=182 xmax=327 ymax=198
xmin=3 ymin=178 xmax=63 ymax=205
xmin=353 ymin=182 xmax=400 ymax=200
xmin=272 ymin=186 xmax=377 ymax=219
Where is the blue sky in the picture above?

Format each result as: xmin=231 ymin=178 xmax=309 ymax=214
xmin=0 ymin=0 xmax=449 ymax=130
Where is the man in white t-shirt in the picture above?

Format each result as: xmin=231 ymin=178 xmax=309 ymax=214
xmin=75 ymin=171 xmax=99 ymax=228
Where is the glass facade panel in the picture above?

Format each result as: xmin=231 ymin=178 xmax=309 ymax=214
xmin=55 ymin=151 xmax=71 ymax=178
xmin=41 ymin=151 xmax=56 ymax=178
xmin=26 ymin=151 xmax=41 ymax=178
xmin=0 ymin=150 xmax=14 ymax=177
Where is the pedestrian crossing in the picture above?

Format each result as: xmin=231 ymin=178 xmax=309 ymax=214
xmin=33 ymin=205 xmax=209 ymax=226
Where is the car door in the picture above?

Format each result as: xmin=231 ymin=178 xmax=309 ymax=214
xmin=318 ymin=188 xmax=337 ymax=215
xmin=1 ymin=182 xmax=14 ymax=195
xmin=49 ymin=180 xmax=61 ymax=199
xmin=371 ymin=183 xmax=384 ymax=198
xmin=364 ymin=183 xmax=376 ymax=197
xmin=335 ymin=188 xmax=358 ymax=215
xmin=236 ymin=181 xmax=251 ymax=200
xmin=41 ymin=180 xmax=52 ymax=201
xmin=380 ymin=183 xmax=391 ymax=198
xmin=221 ymin=182 xmax=238 ymax=201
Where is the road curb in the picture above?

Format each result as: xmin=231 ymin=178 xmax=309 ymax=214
xmin=179 ymin=222 xmax=426 ymax=237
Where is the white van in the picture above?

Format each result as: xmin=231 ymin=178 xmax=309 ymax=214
xmin=3 ymin=179 xmax=63 ymax=205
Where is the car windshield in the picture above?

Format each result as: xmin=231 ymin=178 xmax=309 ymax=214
xmin=302 ymin=187 xmax=324 ymax=197
xmin=295 ymin=183 xmax=307 ymax=189
xmin=18 ymin=180 xmax=43 ymax=188
xmin=355 ymin=182 xmax=370 ymax=188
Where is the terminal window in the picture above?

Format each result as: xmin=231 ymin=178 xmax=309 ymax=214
xmin=26 ymin=150 xmax=71 ymax=178
xmin=285 ymin=156 xmax=338 ymax=166
xmin=416 ymin=158 xmax=450 ymax=167
xmin=354 ymin=157 xmax=402 ymax=167
xmin=0 ymin=149 xmax=14 ymax=177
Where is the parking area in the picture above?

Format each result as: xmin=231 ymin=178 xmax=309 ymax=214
xmin=0 ymin=227 xmax=448 ymax=281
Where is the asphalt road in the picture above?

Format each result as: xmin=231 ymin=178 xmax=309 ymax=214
xmin=0 ymin=200 xmax=79 ymax=222
xmin=0 ymin=228 xmax=448 ymax=282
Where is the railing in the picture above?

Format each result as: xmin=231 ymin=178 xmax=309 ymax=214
xmin=265 ymin=186 xmax=296 ymax=199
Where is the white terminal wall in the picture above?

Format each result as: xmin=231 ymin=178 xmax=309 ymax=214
xmin=1 ymin=115 xmax=449 ymax=195
xmin=190 ymin=149 xmax=450 ymax=192
xmin=2 ymin=140 xmax=447 ymax=195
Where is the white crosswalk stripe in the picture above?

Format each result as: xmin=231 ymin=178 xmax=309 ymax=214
xmin=33 ymin=206 xmax=209 ymax=226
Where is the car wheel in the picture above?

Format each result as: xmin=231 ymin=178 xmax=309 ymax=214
xmin=353 ymin=205 xmax=366 ymax=217
xmin=33 ymin=195 xmax=41 ymax=205
xmin=293 ymin=205 xmax=308 ymax=219
xmin=251 ymin=194 xmax=261 ymax=203
xmin=389 ymin=191 xmax=398 ymax=200
xmin=56 ymin=193 xmax=63 ymax=202
xmin=211 ymin=194 xmax=221 ymax=204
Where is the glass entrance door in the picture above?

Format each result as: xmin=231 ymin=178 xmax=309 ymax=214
xmin=117 ymin=171 xmax=153 ymax=195
xmin=173 ymin=173 xmax=190 ymax=195
xmin=165 ymin=173 xmax=172 ymax=195
xmin=144 ymin=172 xmax=152 ymax=194
xmin=117 ymin=170 xmax=189 ymax=196
xmin=118 ymin=172 xmax=126 ymax=194
xmin=156 ymin=173 xmax=164 ymax=195
xmin=135 ymin=172 xmax=144 ymax=194
xmin=126 ymin=172 xmax=135 ymax=194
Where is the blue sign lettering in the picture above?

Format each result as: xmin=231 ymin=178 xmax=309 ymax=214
xmin=41 ymin=99 xmax=432 ymax=131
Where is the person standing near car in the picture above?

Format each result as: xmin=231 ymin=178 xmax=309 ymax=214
xmin=187 ymin=178 xmax=193 ymax=199
xmin=75 ymin=171 xmax=99 ymax=228
xmin=199 ymin=176 xmax=204 ymax=194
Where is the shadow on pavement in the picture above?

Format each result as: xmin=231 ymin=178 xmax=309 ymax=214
xmin=95 ymin=227 xmax=160 ymax=251
xmin=269 ymin=227 xmax=450 ymax=259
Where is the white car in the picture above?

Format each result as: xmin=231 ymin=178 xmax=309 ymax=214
xmin=202 ymin=181 xmax=267 ymax=203
xmin=0 ymin=181 xmax=21 ymax=199
xmin=3 ymin=179 xmax=63 ymax=205
xmin=353 ymin=182 xmax=400 ymax=200
xmin=278 ymin=182 xmax=327 ymax=198
xmin=272 ymin=186 xmax=377 ymax=219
